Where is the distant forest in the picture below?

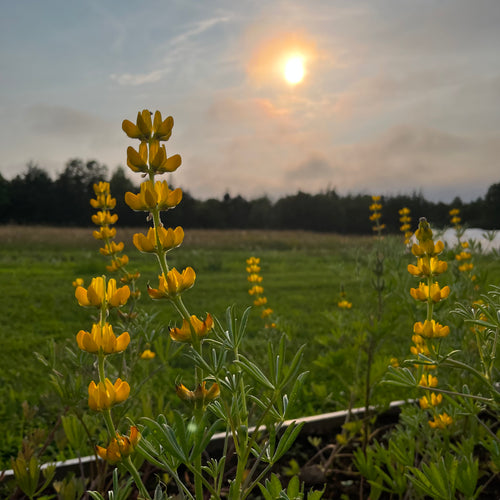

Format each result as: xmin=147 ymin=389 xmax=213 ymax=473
xmin=1 ymin=159 xmax=499 ymax=233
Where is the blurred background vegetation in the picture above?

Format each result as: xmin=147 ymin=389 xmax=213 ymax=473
xmin=1 ymin=159 xmax=499 ymax=230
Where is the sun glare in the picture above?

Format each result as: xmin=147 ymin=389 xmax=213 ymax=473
xmin=284 ymin=56 xmax=305 ymax=85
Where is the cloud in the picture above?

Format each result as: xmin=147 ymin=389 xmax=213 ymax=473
xmin=110 ymin=69 xmax=165 ymax=86
xmin=109 ymin=15 xmax=232 ymax=87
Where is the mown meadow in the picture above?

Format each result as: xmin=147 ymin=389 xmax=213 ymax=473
xmin=1 ymin=222 xmax=499 ymax=481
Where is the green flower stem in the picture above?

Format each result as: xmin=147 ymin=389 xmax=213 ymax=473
xmin=102 ymin=409 xmax=116 ymax=439
xmin=123 ymin=456 xmax=152 ymax=500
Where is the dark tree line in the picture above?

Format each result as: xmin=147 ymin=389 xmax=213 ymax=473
xmin=0 ymin=159 xmax=499 ymax=233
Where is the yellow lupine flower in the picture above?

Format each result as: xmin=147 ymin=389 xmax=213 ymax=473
xmin=369 ymin=203 xmax=382 ymax=211
xmin=246 ymin=264 xmax=261 ymax=273
xmin=99 ymin=241 xmax=125 ymax=256
xmin=122 ymin=109 xmax=153 ymax=141
xmin=413 ymin=320 xmax=450 ymax=338
xmin=76 ymin=323 xmax=130 ymax=355
xmin=338 ymin=300 xmax=353 ymax=309
xmin=91 ymin=211 xmax=118 ymax=226
xmin=140 ymin=349 xmax=156 ymax=360
xmin=169 ymin=314 xmax=213 ymax=343
xmin=149 ymin=140 xmax=182 ymax=173
xmin=247 ymin=274 xmax=263 ymax=283
xmin=419 ymin=373 xmax=438 ymax=388
xmin=407 ymin=257 xmax=447 ymax=277
xmin=96 ymin=426 xmax=140 ymax=464
xmin=371 ymin=195 xmax=381 ymax=202
xmin=459 ymin=262 xmax=474 ymax=272
xmin=419 ymin=392 xmax=442 ymax=409
xmin=126 ymin=142 xmax=149 ymax=173
xmin=72 ymin=278 xmax=84 ymax=288
xmin=175 ymin=381 xmax=220 ymax=408
xmin=152 ymin=111 xmax=174 ymax=141
xmin=122 ymin=110 xmax=174 ymax=142
xmin=254 ymin=296 xmax=268 ymax=306
xmin=410 ymin=282 xmax=450 ymax=302
xmin=428 ymin=412 xmax=453 ymax=429
xmin=147 ymin=267 xmax=196 ymax=300
xmin=93 ymin=181 xmax=111 ymax=196
xmin=246 ymin=257 xmax=260 ymax=265
xmin=88 ymin=378 xmax=130 ymax=411
xmin=93 ymin=226 xmax=117 ymax=240
xmin=90 ymin=194 xmax=116 ymax=210
xmin=369 ymin=212 xmax=382 ymax=221
xmin=455 ymin=251 xmax=472 ymax=261
xmin=125 ymin=180 xmax=182 ymax=212
xmin=106 ymin=254 xmax=129 ymax=272
xmin=248 ymin=285 xmax=264 ymax=295
xmin=133 ymin=226 xmax=184 ymax=253
xmin=261 ymin=308 xmax=273 ymax=318
xmin=75 ymin=277 xmax=130 ymax=308
xmin=411 ymin=240 xmax=445 ymax=257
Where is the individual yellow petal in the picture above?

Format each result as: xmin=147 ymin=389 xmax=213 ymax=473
xmin=122 ymin=119 xmax=143 ymax=139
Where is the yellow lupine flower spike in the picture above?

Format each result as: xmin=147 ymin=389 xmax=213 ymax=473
xmin=88 ymin=378 xmax=130 ymax=411
xmin=170 ymin=314 xmax=214 ymax=342
xmin=76 ymin=323 xmax=130 ymax=355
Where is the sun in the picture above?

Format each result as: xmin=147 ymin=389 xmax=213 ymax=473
xmin=284 ymin=56 xmax=305 ymax=85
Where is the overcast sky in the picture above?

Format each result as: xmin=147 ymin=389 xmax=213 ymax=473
xmin=1 ymin=0 xmax=499 ymax=202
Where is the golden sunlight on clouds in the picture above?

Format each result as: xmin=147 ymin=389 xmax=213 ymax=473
xmin=246 ymin=32 xmax=316 ymax=87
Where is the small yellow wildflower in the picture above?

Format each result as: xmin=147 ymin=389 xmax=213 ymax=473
xmin=72 ymin=278 xmax=84 ymax=288
xmin=413 ymin=319 xmax=450 ymax=339
xmin=76 ymin=323 xmax=130 ymax=355
xmin=125 ymin=180 xmax=182 ymax=212
xmin=175 ymin=381 xmax=220 ymax=409
xmin=169 ymin=314 xmax=214 ymax=343
xmin=88 ymin=378 xmax=130 ymax=411
xmin=140 ymin=349 xmax=156 ymax=360
xmin=261 ymin=308 xmax=273 ymax=318
xmin=428 ymin=412 xmax=453 ymax=429
xmin=419 ymin=393 xmax=442 ymax=409
xmin=133 ymin=226 xmax=184 ymax=253
xmin=75 ymin=277 xmax=130 ymax=308
xmin=410 ymin=282 xmax=450 ymax=302
xmin=96 ymin=426 xmax=140 ymax=464
xmin=147 ymin=267 xmax=196 ymax=300
xmin=419 ymin=373 xmax=438 ymax=388
xmin=337 ymin=300 xmax=353 ymax=309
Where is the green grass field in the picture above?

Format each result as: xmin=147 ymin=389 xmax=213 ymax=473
xmin=1 ymin=225 xmax=499 ymax=469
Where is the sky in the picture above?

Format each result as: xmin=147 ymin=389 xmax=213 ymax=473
xmin=1 ymin=0 xmax=500 ymax=203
